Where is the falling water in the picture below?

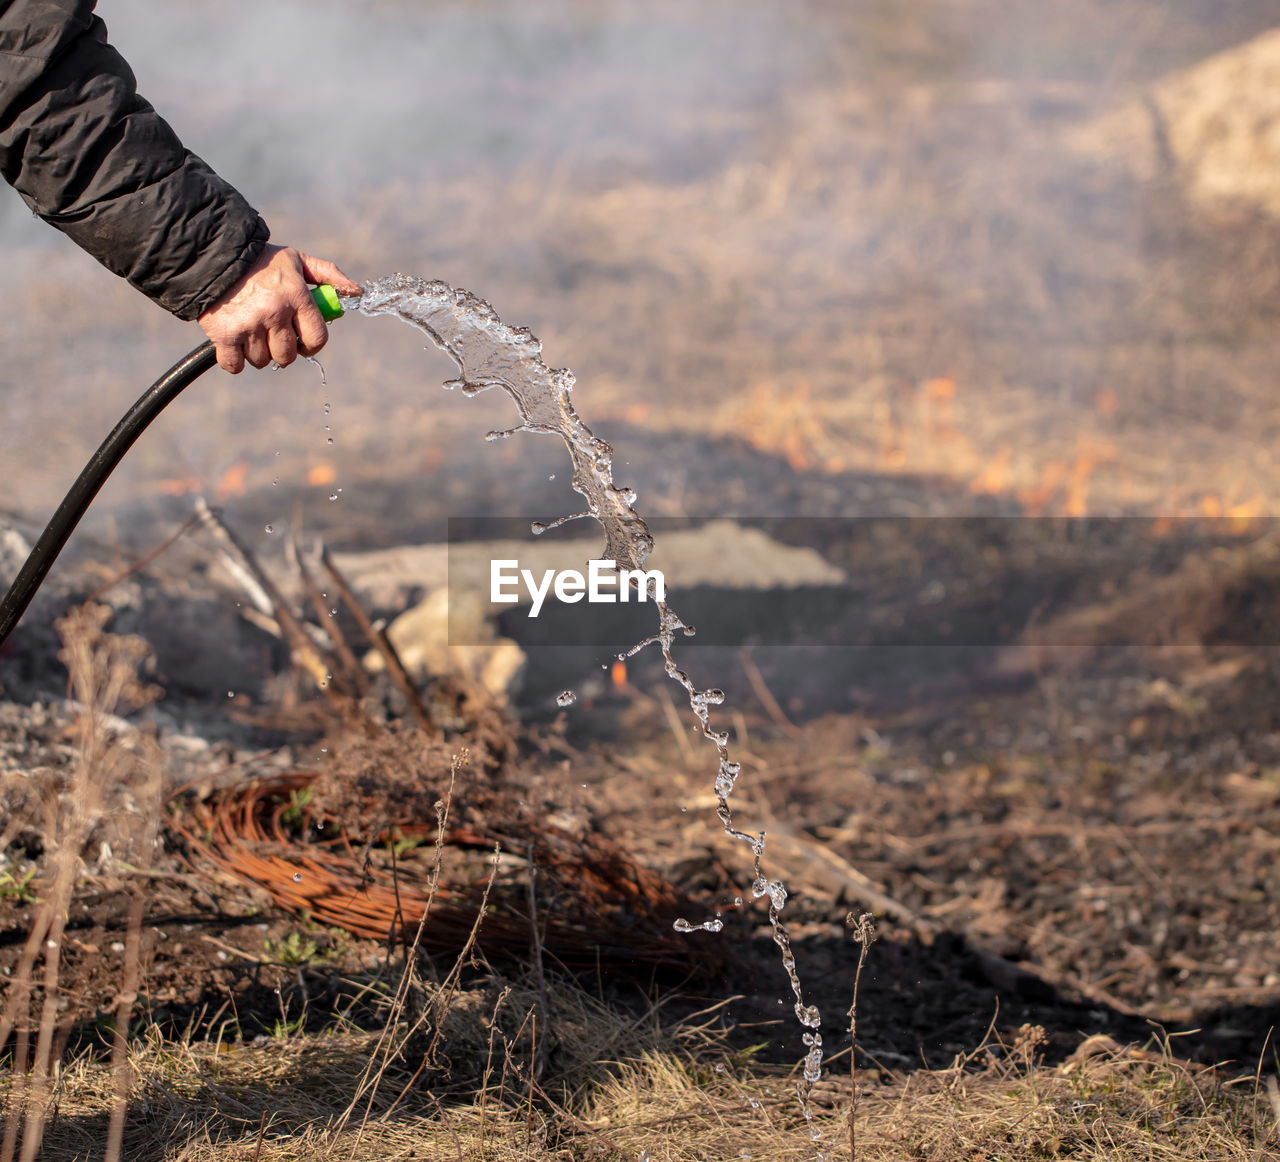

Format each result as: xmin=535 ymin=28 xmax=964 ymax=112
xmin=352 ymin=274 xmax=826 ymax=1139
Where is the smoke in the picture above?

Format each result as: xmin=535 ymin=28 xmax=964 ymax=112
xmin=0 ymin=0 xmax=803 ymax=249
xmin=5 ymin=0 xmax=1280 ymax=541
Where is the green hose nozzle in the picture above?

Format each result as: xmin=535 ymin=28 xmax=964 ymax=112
xmin=311 ymin=283 xmax=343 ymax=321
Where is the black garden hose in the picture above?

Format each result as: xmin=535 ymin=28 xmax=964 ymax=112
xmin=0 ymin=285 xmax=344 ymax=648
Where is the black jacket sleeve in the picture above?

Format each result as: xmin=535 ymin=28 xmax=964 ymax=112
xmin=0 ymin=0 xmax=269 ymax=320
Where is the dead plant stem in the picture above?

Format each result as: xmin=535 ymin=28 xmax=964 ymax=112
xmin=104 ymin=884 xmax=147 ymax=1162
xmin=846 ymin=913 xmax=876 ymax=1162
xmin=525 ymin=841 xmax=551 ymax=1079
xmin=320 ymin=545 xmax=436 ymax=734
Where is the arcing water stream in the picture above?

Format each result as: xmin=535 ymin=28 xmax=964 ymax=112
xmin=353 ymin=275 xmax=827 ymax=1144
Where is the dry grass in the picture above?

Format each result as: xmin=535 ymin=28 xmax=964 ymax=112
xmin=0 ymin=605 xmax=164 ymax=1162
xmin=10 ymin=3 xmax=1280 ymax=531
xmin=1 ymin=612 xmax=1275 ymax=1161
xmin=19 ymin=1009 xmax=1277 ymax=1161
xmin=6 ymin=6 xmax=1280 ymax=1158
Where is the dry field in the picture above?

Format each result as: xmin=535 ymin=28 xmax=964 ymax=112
xmin=4 ymin=0 xmax=1280 ymax=1158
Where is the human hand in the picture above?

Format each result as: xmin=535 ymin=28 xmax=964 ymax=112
xmin=197 ymin=245 xmax=362 ymax=374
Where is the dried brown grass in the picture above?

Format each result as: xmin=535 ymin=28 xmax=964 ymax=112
xmin=25 ymin=1014 xmax=1276 ymax=1161
xmin=0 ymin=604 xmax=164 ymax=1162
xmin=13 ymin=5 xmax=1280 ymax=528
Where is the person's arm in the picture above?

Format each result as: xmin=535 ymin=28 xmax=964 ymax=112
xmin=0 ymin=0 xmax=359 ymax=371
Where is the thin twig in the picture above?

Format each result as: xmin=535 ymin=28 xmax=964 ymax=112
xmin=250 ymin=1111 xmax=267 ymax=1162
xmin=762 ymin=824 xmax=935 ymax=939
xmin=195 ymin=501 xmax=346 ymax=703
xmin=193 ymin=499 xmax=273 ymax=615
xmin=525 ymin=842 xmax=551 ymax=1080
xmin=104 ymin=884 xmax=146 ymax=1162
xmin=739 ymin=647 xmax=800 ymax=737
xmin=84 ymin=513 xmax=201 ymax=604
xmin=320 ymin=544 xmax=436 ymax=735
xmin=846 ymin=913 xmax=877 ymax=1162
xmin=336 ymin=758 xmax=464 ymax=1145
xmin=656 ymin=683 xmax=695 ymax=765
xmin=289 ymin=534 xmax=369 ymax=695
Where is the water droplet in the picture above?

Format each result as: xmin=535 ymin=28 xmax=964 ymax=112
xmin=292 ymin=872 xmax=302 ymax=883
xmin=326 ymin=437 xmax=334 ymax=445
xmin=548 ymin=473 xmax=556 ymax=480
xmin=323 ymin=402 xmax=330 ymax=415
xmin=265 ymin=524 xmax=274 ymax=534
xmin=674 ymin=917 xmax=724 ymax=934
xmin=226 ymin=691 xmax=234 ymax=698
xmin=556 ymin=690 xmax=577 ymax=707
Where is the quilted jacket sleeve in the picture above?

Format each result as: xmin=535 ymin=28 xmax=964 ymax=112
xmin=0 ymin=0 xmax=269 ymax=320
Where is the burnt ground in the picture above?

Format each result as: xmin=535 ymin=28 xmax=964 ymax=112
xmin=1 ymin=457 xmax=1278 ymax=1089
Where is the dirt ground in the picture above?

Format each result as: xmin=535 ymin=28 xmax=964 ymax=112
xmin=1 ymin=508 xmax=1277 ymax=1089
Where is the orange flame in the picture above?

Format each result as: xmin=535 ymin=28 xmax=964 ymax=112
xmin=727 ymin=379 xmax=825 ymax=473
xmin=610 ymin=659 xmax=628 ymax=689
xmin=213 ymin=460 xmax=250 ymax=501
xmin=1015 ymin=439 xmax=1113 ymax=517
xmin=969 ymin=443 xmax=1012 ymax=496
xmin=1227 ymin=496 xmax=1265 ymax=531
xmin=923 ymin=377 xmax=957 ymax=445
xmin=924 ymin=376 xmax=956 ymax=402
xmin=158 ymin=472 xmax=204 ymax=497
xmin=1063 ymin=440 xmax=1114 ymax=518
xmin=1203 ymin=493 xmax=1267 ymax=533
xmin=1017 ymin=461 xmax=1068 ymax=516
xmin=307 ymin=464 xmax=337 ymax=487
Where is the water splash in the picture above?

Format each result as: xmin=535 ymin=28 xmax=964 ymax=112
xmin=351 ymin=274 xmax=824 ymax=1129
xmin=354 ymin=276 xmax=653 ymax=572
xmin=673 ymin=916 xmax=724 ymax=934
